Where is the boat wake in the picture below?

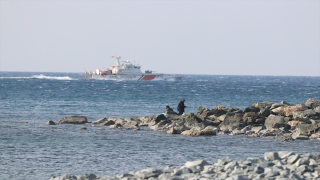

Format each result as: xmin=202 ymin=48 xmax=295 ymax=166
xmin=0 ymin=74 xmax=75 ymax=80
xmin=31 ymin=74 xmax=75 ymax=80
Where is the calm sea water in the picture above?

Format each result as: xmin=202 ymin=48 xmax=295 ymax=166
xmin=1 ymin=72 xmax=320 ymax=180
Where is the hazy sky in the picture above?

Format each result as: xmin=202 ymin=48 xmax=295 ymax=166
xmin=0 ymin=0 xmax=319 ymax=76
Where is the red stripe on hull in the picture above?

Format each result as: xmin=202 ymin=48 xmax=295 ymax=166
xmin=140 ymin=75 xmax=157 ymax=81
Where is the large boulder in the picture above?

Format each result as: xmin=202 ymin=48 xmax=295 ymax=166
xmin=197 ymin=106 xmax=227 ymax=119
xmin=258 ymin=108 xmax=271 ymax=117
xmin=219 ymin=112 xmax=245 ymax=132
xmin=148 ymin=114 xmax=167 ymax=126
xmin=58 ymin=116 xmax=88 ymax=124
xmin=243 ymin=106 xmax=260 ymax=113
xmin=294 ymin=123 xmax=320 ymax=134
xmin=181 ymin=126 xmax=217 ymax=136
xmin=293 ymin=109 xmax=317 ymax=119
xmin=264 ymin=115 xmax=285 ymax=130
xmin=271 ymin=104 xmax=308 ymax=117
xmin=305 ymin=98 xmax=320 ymax=108
xmin=243 ymin=112 xmax=259 ymax=124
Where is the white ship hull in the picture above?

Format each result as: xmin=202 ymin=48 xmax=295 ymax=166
xmin=82 ymin=73 xmax=182 ymax=81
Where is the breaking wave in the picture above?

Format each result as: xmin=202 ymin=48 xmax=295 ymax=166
xmin=0 ymin=74 xmax=75 ymax=80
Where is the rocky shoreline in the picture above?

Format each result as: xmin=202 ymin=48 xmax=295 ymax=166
xmin=48 ymin=98 xmax=320 ymax=179
xmin=51 ymin=151 xmax=320 ymax=180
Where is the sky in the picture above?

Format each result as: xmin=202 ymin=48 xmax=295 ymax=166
xmin=0 ymin=0 xmax=319 ymax=76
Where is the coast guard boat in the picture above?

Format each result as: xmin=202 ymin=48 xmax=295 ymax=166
xmin=82 ymin=56 xmax=182 ymax=81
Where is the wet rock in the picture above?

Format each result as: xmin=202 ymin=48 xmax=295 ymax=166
xmin=109 ymin=124 xmax=122 ymax=129
xmin=219 ymin=112 xmax=245 ymax=132
xmin=100 ymin=120 xmax=115 ymax=126
xmin=92 ymin=117 xmax=107 ymax=124
xmin=58 ymin=116 xmax=88 ymax=124
xmin=46 ymin=120 xmax=56 ymax=125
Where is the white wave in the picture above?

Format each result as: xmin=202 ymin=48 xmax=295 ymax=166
xmin=0 ymin=74 xmax=75 ymax=80
xmin=31 ymin=74 xmax=75 ymax=80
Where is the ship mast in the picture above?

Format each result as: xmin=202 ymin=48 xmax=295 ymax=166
xmin=116 ymin=56 xmax=121 ymax=66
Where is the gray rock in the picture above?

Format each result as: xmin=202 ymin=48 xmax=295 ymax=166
xmin=252 ymin=102 xmax=274 ymax=109
xmin=100 ymin=120 xmax=115 ymax=126
xmin=264 ymin=152 xmax=281 ymax=161
xmin=77 ymin=173 xmax=97 ymax=180
xmin=184 ymin=159 xmax=209 ymax=169
xmin=92 ymin=117 xmax=107 ymax=124
xmin=46 ymin=120 xmax=56 ymax=125
xmin=259 ymin=108 xmax=271 ymax=117
xmin=50 ymin=174 xmax=77 ymax=180
xmin=287 ymin=154 xmax=301 ymax=164
xmin=225 ymin=174 xmax=249 ymax=180
xmin=265 ymin=115 xmax=285 ymax=130
xmin=305 ymin=98 xmax=320 ymax=108
xmin=219 ymin=113 xmax=245 ymax=131
xmin=58 ymin=116 xmax=88 ymax=124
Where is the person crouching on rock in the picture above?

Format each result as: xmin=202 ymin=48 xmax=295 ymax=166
xmin=177 ymin=99 xmax=186 ymax=115
xmin=166 ymin=105 xmax=173 ymax=111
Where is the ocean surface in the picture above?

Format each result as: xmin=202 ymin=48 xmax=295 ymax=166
xmin=1 ymin=72 xmax=320 ymax=180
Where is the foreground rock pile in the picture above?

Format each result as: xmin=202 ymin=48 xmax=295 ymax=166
xmin=51 ymin=151 xmax=320 ymax=180
xmin=48 ymin=98 xmax=320 ymax=141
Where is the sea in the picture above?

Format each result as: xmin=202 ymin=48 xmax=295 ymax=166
xmin=1 ymin=71 xmax=320 ymax=180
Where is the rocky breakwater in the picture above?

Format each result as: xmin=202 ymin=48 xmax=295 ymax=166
xmin=47 ymin=98 xmax=320 ymax=140
xmin=51 ymin=151 xmax=320 ymax=180
xmin=141 ymin=98 xmax=320 ymax=140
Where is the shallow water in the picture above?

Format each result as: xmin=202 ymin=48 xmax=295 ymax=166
xmin=1 ymin=72 xmax=320 ymax=179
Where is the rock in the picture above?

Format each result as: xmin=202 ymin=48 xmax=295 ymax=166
xmin=259 ymin=108 xmax=271 ymax=117
xmin=287 ymin=120 xmax=303 ymax=128
xmin=184 ymin=160 xmax=209 ymax=169
xmin=200 ymin=126 xmax=217 ymax=136
xmin=293 ymin=109 xmax=317 ymax=119
xmin=46 ymin=120 xmax=56 ymax=125
xmin=295 ymin=123 xmax=320 ymax=134
xmin=272 ymin=104 xmax=308 ymax=117
xmin=181 ymin=128 xmax=202 ymax=136
xmin=167 ymin=127 xmax=179 ymax=134
xmin=77 ymin=173 xmax=97 ymax=180
xmin=50 ymin=174 xmax=77 ymax=180
xmin=243 ymin=106 xmax=260 ymax=113
xmin=305 ymin=98 xmax=320 ymax=108
xmin=264 ymin=115 xmax=285 ymax=130
xmin=108 ymin=117 xmax=124 ymax=125
xmin=197 ymin=106 xmax=227 ymax=118
xmin=149 ymin=114 xmax=167 ymax=125
xmin=100 ymin=120 xmax=115 ymax=126
xmin=264 ymin=152 xmax=280 ymax=161
xmin=109 ymin=124 xmax=122 ymax=129
xmin=243 ymin=112 xmax=258 ymax=124
xmin=92 ymin=117 xmax=107 ymax=124
xmin=58 ymin=116 xmax=88 ymax=124
xmin=219 ymin=112 xmax=245 ymax=132
xmin=252 ymin=102 xmax=274 ymax=109
xmin=270 ymin=103 xmax=286 ymax=110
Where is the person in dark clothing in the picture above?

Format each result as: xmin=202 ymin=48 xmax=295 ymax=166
xmin=177 ymin=99 xmax=186 ymax=115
